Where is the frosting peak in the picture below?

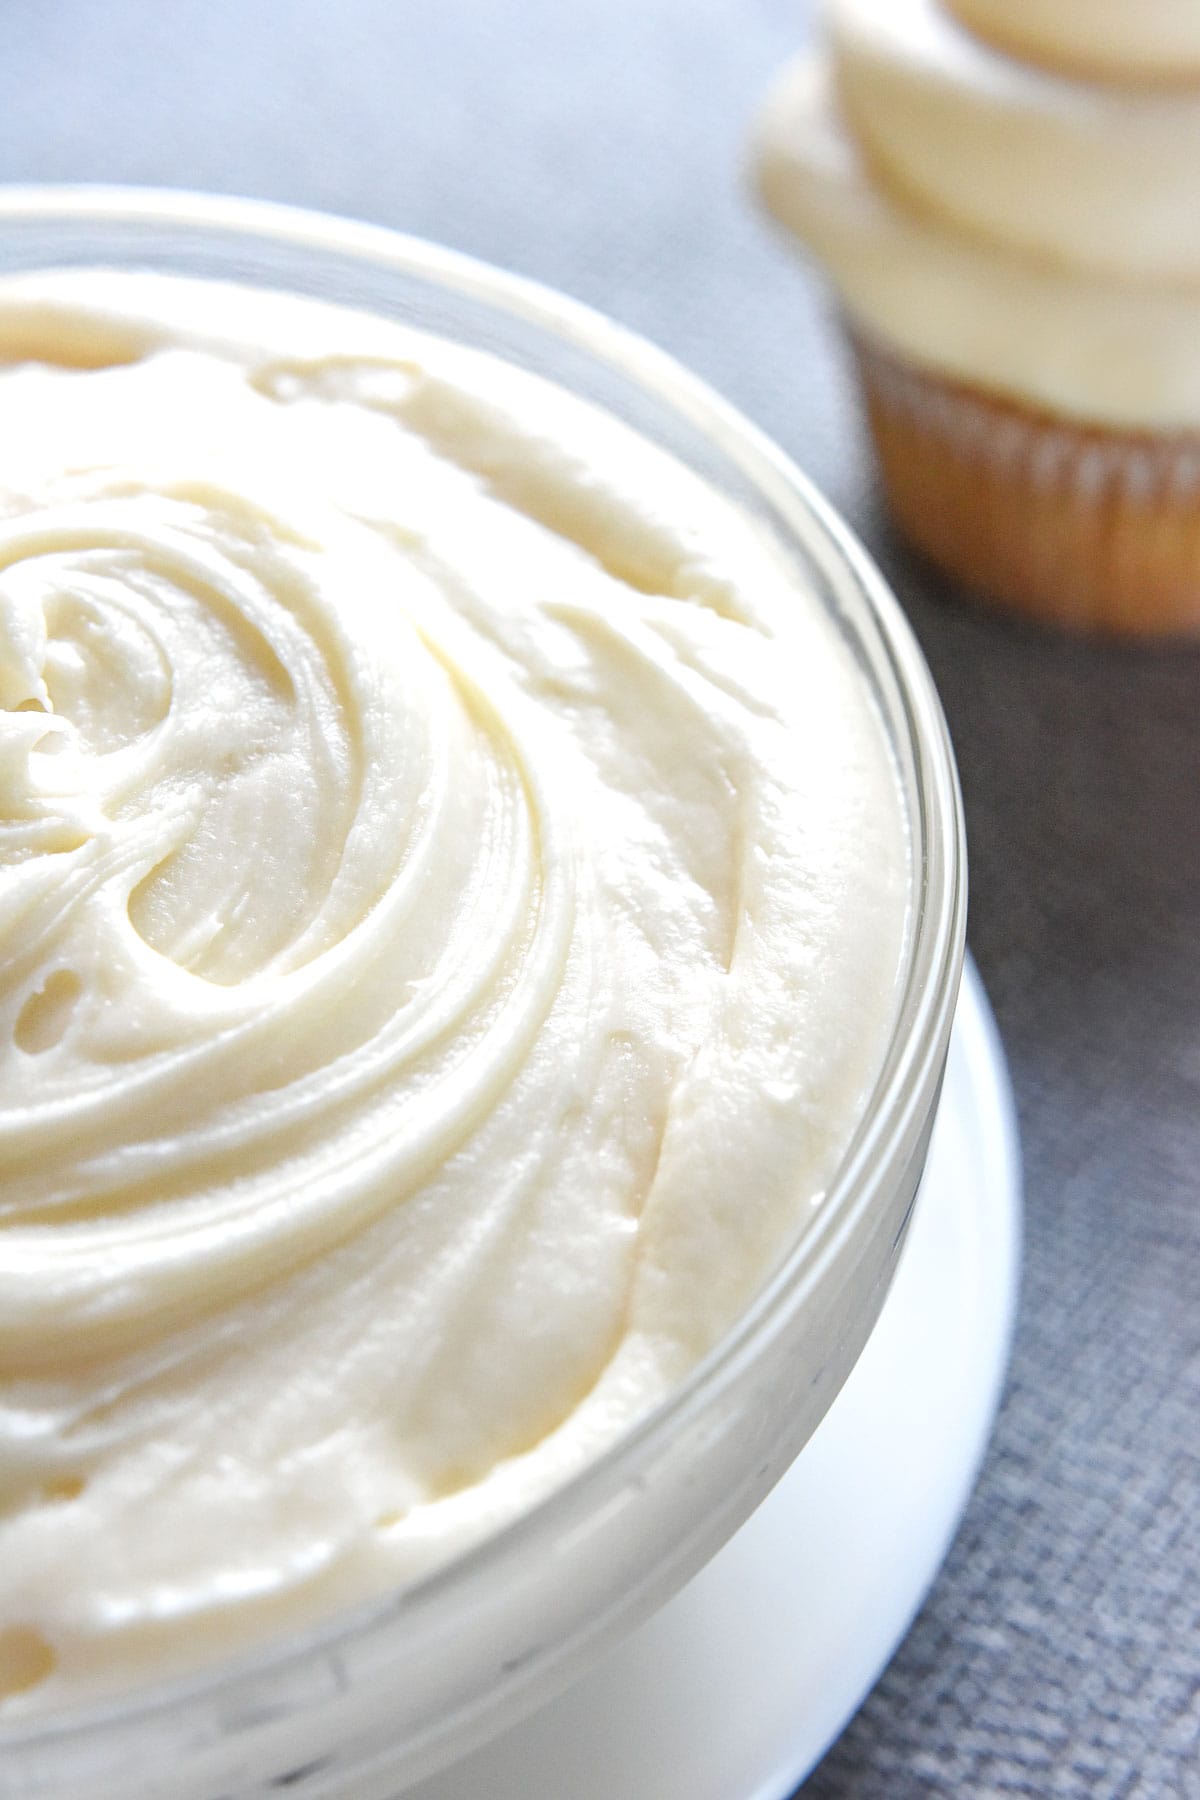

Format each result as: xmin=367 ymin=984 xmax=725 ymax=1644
xmin=834 ymin=0 xmax=1200 ymax=281
xmin=945 ymin=0 xmax=1200 ymax=83
xmin=755 ymin=0 xmax=1200 ymax=428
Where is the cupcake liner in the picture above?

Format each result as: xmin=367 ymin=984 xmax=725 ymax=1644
xmin=851 ymin=331 xmax=1200 ymax=635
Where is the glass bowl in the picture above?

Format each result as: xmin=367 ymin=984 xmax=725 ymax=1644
xmin=0 ymin=186 xmax=966 ymax=1800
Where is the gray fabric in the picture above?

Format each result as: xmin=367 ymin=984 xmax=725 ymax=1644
xmin=2 ymin=1 xmax=1198 ymax=1793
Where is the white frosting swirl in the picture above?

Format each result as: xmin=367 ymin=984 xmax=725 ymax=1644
xmin=946 ymin=0 xmax=1200 ymax=82
xmin=834 ymin=0 xmax=1200 ymax=280
xmin=755 ymin=0 xmax=1200 ymax=427
xmin=0 ymin=272 xmax=906 ymax=1711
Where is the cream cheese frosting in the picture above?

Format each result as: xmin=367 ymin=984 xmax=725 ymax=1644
xmin=0 ymin=271 xmax=907 ymax=1712
xmin=833 ymin=0 xmax=1200 ymax=280
xmin=755 ymin=0 xmax=1200 ymax=429
xmin=945 ymin=0 xmax=1200 ymax=82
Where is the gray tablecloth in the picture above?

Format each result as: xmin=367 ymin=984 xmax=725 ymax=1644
xmin=3 ymin=2 xmax=1197 ymax=1793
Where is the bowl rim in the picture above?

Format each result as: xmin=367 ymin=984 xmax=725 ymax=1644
xmin=0 ymin=182 xmax=967 ymax=1756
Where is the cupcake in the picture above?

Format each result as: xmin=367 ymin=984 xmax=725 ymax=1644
xmin=753 ymin=0 xmax=1200 ymax=634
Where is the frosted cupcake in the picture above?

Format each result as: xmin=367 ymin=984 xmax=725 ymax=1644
xmin=754 ymin=0 xmax=1200 ymax=634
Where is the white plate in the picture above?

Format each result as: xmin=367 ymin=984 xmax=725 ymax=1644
xmin=410 ymin=956 xmax=1021 ymax=1800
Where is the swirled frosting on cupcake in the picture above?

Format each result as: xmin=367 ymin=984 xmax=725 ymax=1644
xmin=755 ymin=0 xmax=1200 ymax=426
xmin=0 ymin=271 xmax=906 ymax=1710
xmin=946 ymin=0 xmax=1200 ymax=82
